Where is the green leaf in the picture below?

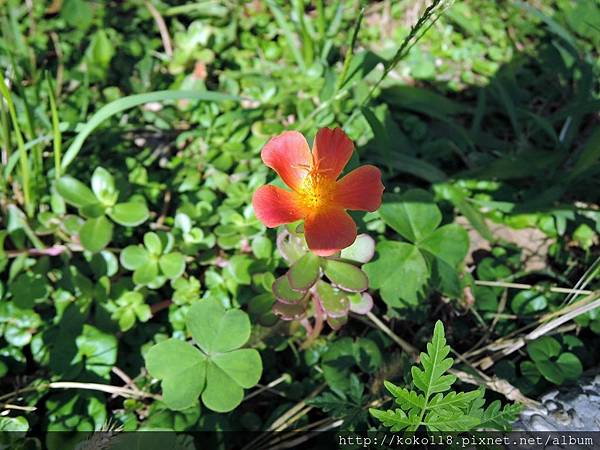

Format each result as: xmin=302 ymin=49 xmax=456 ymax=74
xmin=212 ymin=349 xmax=262 ymax=389
xmin=315 ymin=281 xmax=349 ymax=317
xmin=363 ymin=241 xmax=429 ymax=307
xmin=272 ymin=275 xmax=306 ymax=304
xmin=272 ymin=301 xmax=306 ymax=320
xmin=424 ymin=410 xmax=480 ymax=431
xmin=79 ymin=216 xmax=113 ymax=253
xmin=411 ymin=321 xmax=456 ymax=395
xmin=477 ymin=400 xmax=522 ymax=431
xmin=264 ymin=0 xmax=305 ymax=69
xmin=526 ymin=336 xmax=561 ymax=362
xmin=145 ymin=339 xmax=206 ymax=411
xmin=384 ymin=382 xmax=425 ymax=413
xmin=556 ymin=352 xmax=583 ymax=380
xmin=186 ymin=299 xmax=251 ymax=354
xmin=520 ymin=361 xmax=541 ymax=384
xmin=429 ymin=390 xmax=481 ymax=411
xmin=9 ymin=272 xmax=49 ymax=309
xmin=373 ymin=321 xmax=520 ymax=432
xmin=159 ymin=253 xmax=186 ymax=279
xmin=323 ymin=259 xmax=368 ymax=292
xmin=108 ymin=202 xmax=149 ymax=227
xmin=287 ymin=252 xmax=321 ymax=291
xmin=353 ymin=338 xmax=382 ymax=373
xmin=382 ymin=85 xmax=471 ymax=117
xmin=535 ymin=352 xmax=582 ymax=385
xmin=91 ymin=167 xmax=117 ymax=206
xmin=55 ymin=176 xmax=97 ymax=208
xmin=133 ymin=261 xmax=159 ymax=285
xmin=120 ymin=245 xmax=149 ymax=270
xmin=570 ymin=124 xmax=600 ymax=178
xmin=252 ymin=235 xmax=273 ymax=259
xmin=340 ymin=234 xmax=375 ymax=263
xmin=346 ymin=292 xmax=371 ymax=315
xmin=511 ymin=290 xmax=548 ymax=315
xmin=380 ymin=190 xmax=441 ymax=242
xmin=225 ymin=255 xmax=252 ymax=285
xmin=75 ymin=324 xmax=118 ymax=378
xmin=369 ymin=408 xmax=420 ymax=432
xmin=430 ymin=257 xmax=462 ymax=298
xmin=419 ymin=224 xmax=469 ymax=266
xmin=80 ymin=202 xmax=106 ymax=218
xmin=61 ymin=90 xmax=238 ymax=170
xmin=201 ymin=361 xmax=243 ymax=413
xmin=144 ymin=232 xmax=163 ymax=255
xmin=0 ymin=416 xmax=29 ymax=431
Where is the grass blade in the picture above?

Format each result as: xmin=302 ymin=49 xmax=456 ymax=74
xmin=337 ymin=8 xmax=365 ymax=91
xmin=61 ymin=90 xmax=237 ymax=171
xmin=46 ymin=72 xmax=62 ymax=179
xmin=0 ymin=77 xmax=33 ymax=216
xmin=265 ymin=0 xmax=305 ymax=69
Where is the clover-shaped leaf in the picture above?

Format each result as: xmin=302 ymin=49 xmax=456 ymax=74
xmin=526 ymin=336 xmax=582 ymax=385
xmin=379 ymin=190 xmax=441 ymax=242
xmin=55 ymin=167 xmax=149 ymax=252
xmin=121 ymin=232 xmax=185 ymax=287
xmin=146 ymin=339 xmax=207 ymax=411
xmin=364 ymin=241 xmax=429 ymax=307
xmin=145 ymin=299 xmax=262 ymax=413
xmin=367 ymin=191 xmax=469 ymax=307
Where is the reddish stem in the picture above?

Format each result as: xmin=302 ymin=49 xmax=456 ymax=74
xmin=150 ymin=299 xmax=172 ymax=315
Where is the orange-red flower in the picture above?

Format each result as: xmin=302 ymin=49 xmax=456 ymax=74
xmin=252 ymin=127 xmax=384 ymax=256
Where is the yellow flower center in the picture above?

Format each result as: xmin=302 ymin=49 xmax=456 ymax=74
xmin=298 ymin=169 xmax=336 ymax=211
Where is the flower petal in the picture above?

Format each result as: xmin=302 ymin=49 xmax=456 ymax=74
xmin=261 ymin=131 xmax=311 ymax=191
xmin=252 ymin=186 xmax=303 ymax=228
xmin=304 ymin=208 xmax=357 ymax=256
xmin=335 ymin=165 xmax=384 ymax=212
xmin=312 ymin=127 xmax=354 ymax=180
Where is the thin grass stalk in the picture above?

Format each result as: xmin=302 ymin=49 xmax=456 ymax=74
xmin=363 ymin=0 xmax=450 ymax=104
xmin=0 ymin=77 xmax=33 ymax=216
xmin=9 ymin=53 xmax=40 ymax=177
xmin=265 ymin=0 xmax=305 ymax=69
xmin=294 ymin=0 xmax=314 ymax=66
xmin=45 ymin=72 xmax=61 ymax=179
xmin=336 ymin=7 xmax=364 ymax=91
xmin=315 ymin=0 xmax=326 ymax=43
xmin=0 ymin=89 xmax=10 ymax=168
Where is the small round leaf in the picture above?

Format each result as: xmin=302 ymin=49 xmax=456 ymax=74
xmin=144 ymin=232 xmax=163 ymax=255
xmin=323 ymin=259 xmax=368 ymax=292
xmin=133 ymin=261 xmax=159 ymax=285
xmin=79 ymin=216 xmax=113 ymax=253
xmin=120 ymin=245 xmax=149 ymax=270
xmin=159 ymin=252 xmax=186 ymax=279
xmin=287 ymin=252 xmax=320 ymax=291
xmin=109 ymin=202 xmax=149 ymax=227
xmin=340 ymin=234 xmax=375 ymax=263
xmin=56 ymin=176 xmax=97 ymax=208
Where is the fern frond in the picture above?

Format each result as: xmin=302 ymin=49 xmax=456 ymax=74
xmin=429 ymin=390 xmax=481 ymax=412
xmin=369 ymin=408 xmax=420 ymax=432
xmin=411 ymin=321 xmax=456 ymax=396
xmin=424 ymin=410 xmax=480 ymax=431
xmin=371 ymin=321 xmax=521 ymax=432
xmin=383 ymin=381 xmax=425 ymax=413
xmin=477 ymin=400 xmax=523 ymax=431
